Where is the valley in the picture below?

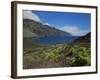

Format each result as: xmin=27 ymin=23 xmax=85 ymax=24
xmin=23 ymin=17 xmax=91 ymax=69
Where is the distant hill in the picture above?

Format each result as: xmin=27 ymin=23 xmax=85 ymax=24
xmin=74 ymin=32 xmax=90 ymax=43
xmin=72 ymin=32 xmax=91 ymax=47
xmin=23 ymin=19 xmax=71 ymax=38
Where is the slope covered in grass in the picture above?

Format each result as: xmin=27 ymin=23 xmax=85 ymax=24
xmin=23 ymin=43 xmax=91 ymax=69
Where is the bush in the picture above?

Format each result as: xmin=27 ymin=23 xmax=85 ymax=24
xmin=65 ymin=45 xmax=91 ymax=66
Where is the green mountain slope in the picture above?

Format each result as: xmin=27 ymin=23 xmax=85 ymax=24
xmin=23 ymin=28 xmax=37 ymax=37
xmin=23 ymin=19 xmax=71 ymax=38
xmin=73 ymin=32 xmax=91 ymax=47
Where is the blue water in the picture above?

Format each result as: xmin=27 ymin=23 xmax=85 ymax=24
xmin=32 ymin=36 xmax=78 ymax=45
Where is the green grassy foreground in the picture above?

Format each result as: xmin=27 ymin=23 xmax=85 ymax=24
xmin=23 ymin=44 xmax=91 ymax=69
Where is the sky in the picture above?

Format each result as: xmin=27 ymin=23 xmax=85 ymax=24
xmin=23 ymin=10 xmax=91 ymax=36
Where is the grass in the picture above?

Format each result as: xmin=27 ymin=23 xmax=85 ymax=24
xmin=23 ymin=43 xmax=91 ymax=69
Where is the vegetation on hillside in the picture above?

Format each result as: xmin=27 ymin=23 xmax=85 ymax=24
xmin=23 ymin=43 xmax=91 ymax=69
xmin=23 ymin=19 xmax=71 ymax=38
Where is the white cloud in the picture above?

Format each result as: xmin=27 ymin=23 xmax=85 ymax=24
xmin=23 ymin=10 xmax=42 ymax=23
xmin=59 ymin=26 xmax=89 ymax=36
xmin=43 ymin=22 xmax=51 ymax=26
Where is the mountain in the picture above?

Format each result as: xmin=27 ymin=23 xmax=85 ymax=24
xmin=23 ymin=19 xmax=71 ymax=38
xmin=72 ymin=32 xmax=91 ymax=47
xmin=74 ymin=32 xmax=90 ymax=43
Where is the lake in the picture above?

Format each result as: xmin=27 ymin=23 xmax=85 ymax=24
xmin=32 ymin=36 xmax=78 ymax=45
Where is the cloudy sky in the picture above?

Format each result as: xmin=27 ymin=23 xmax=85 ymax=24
xmin=23 ymin=10 xmax=91 ymax=36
